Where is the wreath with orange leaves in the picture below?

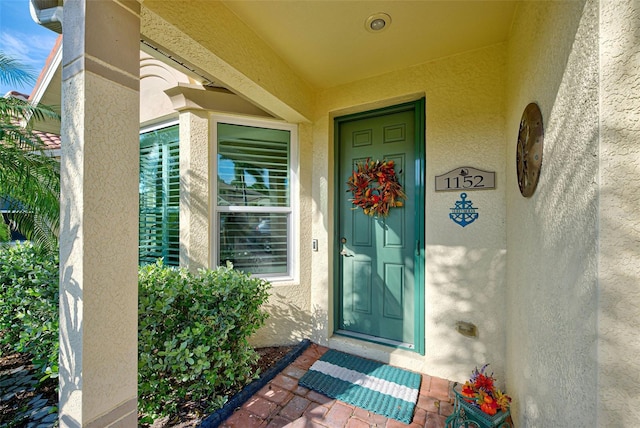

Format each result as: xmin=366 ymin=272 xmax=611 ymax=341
xmin=347 ymin=159 xmax=406 ymax=217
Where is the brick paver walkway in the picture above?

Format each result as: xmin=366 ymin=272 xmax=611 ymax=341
xmin=220 ymin=343 xmax=454 ymax=428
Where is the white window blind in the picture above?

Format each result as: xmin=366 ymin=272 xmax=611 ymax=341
xmin=139 ymin=125 xmax=180 ymax=266
xmin=215 ymin=120 xmax=296 ymax=280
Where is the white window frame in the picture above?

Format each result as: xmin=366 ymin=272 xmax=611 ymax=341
xmin=210 ymin=115 xmax=299 ymax=284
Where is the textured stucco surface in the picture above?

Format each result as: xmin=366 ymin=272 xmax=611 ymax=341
xmin=59 ymin=2 xmax=140 ymax=425
xmin=140 ymin=51 xmax=192 ymax=124
xmin=598 ymin=1 xmax=640 ymax=425
xmin=59 ymin=32 xmax=140 ymax=428
xmin=141 ymin=1 xmax=313 ymax=123
xmin=505 ymin=1 xmax=599 ymax=426
xmin=179 ymin=110 xmax=210 ymax=270
xmin=81 ymin=74 xmax=139 ymax=423
xmin=312 ymin=45 xmax=507 ymax=383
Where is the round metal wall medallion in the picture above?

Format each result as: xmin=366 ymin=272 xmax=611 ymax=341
xmin=516 ymin=103 xmax=544 ymax=197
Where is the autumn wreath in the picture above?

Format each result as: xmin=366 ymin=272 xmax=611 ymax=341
xmin=347 ymin=158 xmax=406 ymax=217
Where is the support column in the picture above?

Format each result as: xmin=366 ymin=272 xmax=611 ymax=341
xmin=59 ymin=1 xmax=140 ymax=426
xmin=178 ymin=109 xmax=210 ymax=270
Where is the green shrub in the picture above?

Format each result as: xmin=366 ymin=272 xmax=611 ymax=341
xmin=138 ymin=260 xmax=271 ymax=422
xmin=0 ymin=242 xmax=59 ymax=380
xmin=0 ymin=249 xmax=271 ymax=421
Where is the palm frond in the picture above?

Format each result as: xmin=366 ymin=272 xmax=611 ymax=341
xmin=0 ymin=96 xmax=60 ymax=126
xmin=0 ymin=134 xmax=60 ymax=252
xmin=0 ymin=53 xmax=35 ymax=88
xmin=0 ymin=52 xmax=60 ymax=252
xmin=0 ymin=219 xmax=9 ymax=242
xmin=4 ymin=210 xmax=58 ymax=251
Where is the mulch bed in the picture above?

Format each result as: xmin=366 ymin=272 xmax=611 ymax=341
xmin=0 ymin=344 xmax=295 ymax=428
xmin=0 ymin=348 xmax=57 ymax=427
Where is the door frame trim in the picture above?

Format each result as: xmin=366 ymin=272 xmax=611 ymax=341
xmin=332 ymin=98 xmax=426 ymax=355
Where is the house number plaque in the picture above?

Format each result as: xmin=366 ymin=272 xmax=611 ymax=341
xmin=435 ymin=166 xmax=495 ymax=192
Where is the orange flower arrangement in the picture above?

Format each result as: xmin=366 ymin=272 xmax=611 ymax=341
xmin=460 ymin=364 xmax=511 ymax=416
xmin=346 ymin=159 xmax=406 ymax=217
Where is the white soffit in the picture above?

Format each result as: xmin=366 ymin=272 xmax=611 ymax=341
xmin=222 ymin=1 xmax=518 ymax=89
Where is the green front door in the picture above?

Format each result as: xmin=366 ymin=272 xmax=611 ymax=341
xmin=335 ymin=100 xmax=424 ymax=352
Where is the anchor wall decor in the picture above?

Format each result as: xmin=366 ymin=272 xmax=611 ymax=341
xmin=449 ymin=193 xmax=479 ymax=227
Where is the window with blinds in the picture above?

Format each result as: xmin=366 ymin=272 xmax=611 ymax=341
xmin=139 ymin=125 xmax=180 ymax=266
xmin=215 ymin=120 xmax=297 ymax=280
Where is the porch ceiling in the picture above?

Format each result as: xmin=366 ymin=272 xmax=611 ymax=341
xmin=221 ymin=1 xmax=519 ymax=89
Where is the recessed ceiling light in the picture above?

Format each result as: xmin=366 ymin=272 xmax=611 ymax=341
xmin=365 ymin=13 xmax=391 ymax=33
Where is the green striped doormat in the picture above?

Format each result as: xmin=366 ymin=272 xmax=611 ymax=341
xmin=298 ymin=350 xmax=421 ymax=424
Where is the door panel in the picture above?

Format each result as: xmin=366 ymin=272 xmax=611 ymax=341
xmin=337 ymin=106 xmax=418 ymax=348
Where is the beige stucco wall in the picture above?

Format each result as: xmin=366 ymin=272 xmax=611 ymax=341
xmin=140 ymin=51 xmax=192 ymax=125
xmin=59 ymin=1 xmax=140 ymax=425
xmin=599 ymin=1 xmax=640 ymax=426
xmin=312 ymin=44 xmax=508 ymax=383
xmin=141 ymin=1 xmax=313 ymax=123
xmin=178 ymin=110 xmax=210 ymax=271
xmin=505 ymin=1 xmax=599 ymax=426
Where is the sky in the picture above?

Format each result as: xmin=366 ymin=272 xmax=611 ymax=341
xmin=0 ymin=0 xmax=58 ymax=97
